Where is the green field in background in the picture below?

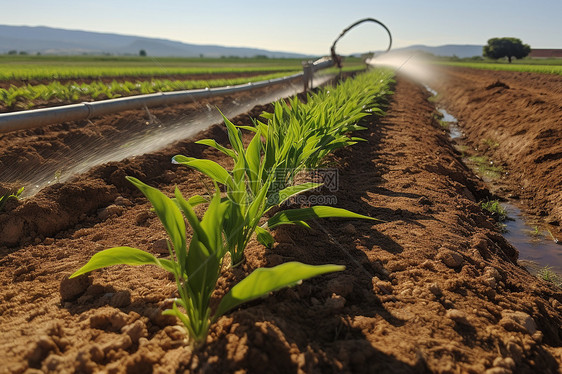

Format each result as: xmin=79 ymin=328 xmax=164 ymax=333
xmin=0 ymin=55 xmax=307 ymax=81
xmin=437 ymin=60 xmax=562 ymax=75
xmin=0 ymin=72 xmax=302 ymax=109
xmin=0 ymin=55 xmax=368 ymax=109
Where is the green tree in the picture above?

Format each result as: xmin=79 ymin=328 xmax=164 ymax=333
xmin=483 ymin=37 xmax=530 ymax=63
xmin=139 ymin=49 xmax=147 ymax=57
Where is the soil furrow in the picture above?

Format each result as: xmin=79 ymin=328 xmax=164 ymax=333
xmin=431 ymin=66 xmax=562 ymax=229
xmin=0 ymin=75 xmax=561 ymax=373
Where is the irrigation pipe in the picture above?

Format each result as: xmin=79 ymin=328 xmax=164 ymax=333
xmin=0 ymin=69 xmax=328 ymax=134
xmin=330 ymin=18 xmax=393 ymax=68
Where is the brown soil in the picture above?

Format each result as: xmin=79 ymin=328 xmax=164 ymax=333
xmin=430 ymin=66 xmax=562 ymax=227
xmin=1 ymin=74 xmax=561 ymax=373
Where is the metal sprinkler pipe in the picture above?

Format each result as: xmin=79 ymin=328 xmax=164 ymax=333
xmin=330 ymin=18 xmax=393 ymax=68
xmin=0 ymin=73 xmax=304 ymax=134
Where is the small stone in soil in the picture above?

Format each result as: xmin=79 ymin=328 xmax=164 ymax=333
xmin=326 ymin=276 xmax=354 ymax=298
xmin=114 ymin=196 xmax=133 ymax=206
xmin=428 ymin=283 xmax=442 ymax=296
xmin=493 ymin=356 xmax=516 ymax=369
xmin=499 ymin=310 xmax=537 ymax=335
xmin=98 ymin=205 xmax=124 ymax=220
xmin=483 ymin=277 xmax=497 ymax=288
xmin=437 ymin=248 xmax=464 ymax=268
xmin=341 ymin=223 xmax=357 ymax=235
xmin=60 ymin=273 xmax=91 ymax=301
xmin=152 ymin=239 xmax=169 ymax=254
xmin=446 ymin=309 xmax=470 ymax=325
xmin=135 ymin=211 xmax=151 ymax=226
xmin=374 ymin=280 xmax=393 ymax=295
xmin=418 ymin=196 xmax=432 ymax=205
xmin=122 ymin=320 xmax=148 ymax=343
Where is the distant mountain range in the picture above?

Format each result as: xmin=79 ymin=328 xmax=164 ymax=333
xmin=0 ymin=25 xmax=308 ymax=58
xmin=385 ymin=44 xmax=483 ymax=58
xmin=0 ymin=25 xmax=484 ymax=58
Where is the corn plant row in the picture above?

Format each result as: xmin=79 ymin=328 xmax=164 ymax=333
xmin=0 ymin=72 xmax=294 ymax=109
xmin=0 ymin=56 xmax=303 ymax=81
xmin=71 ymin=68 xmax=394 ymax=346
xmin=175 ymin=69 xmax=394 ymax=265
xmin=0 ymin=55 xmax=366 ymax=81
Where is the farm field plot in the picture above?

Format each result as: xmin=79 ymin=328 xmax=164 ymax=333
xmin=0 ymin=55 xmax=307 ymax=82
xmin=0 ymin=68 xmax=561 ymax=373
xmin=436 ymin=61 xmax=562 ymax=75
xmin=0 ymin=56 xmax=364 ymax=112
xmin=430 ymin=66 xmax=562 ymax=227
xmin=0 ymin=56 xmax=299 ymax=112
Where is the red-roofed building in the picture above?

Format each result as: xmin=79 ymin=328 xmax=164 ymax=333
xmin=529 ymin=49 xmax=562 ymax=58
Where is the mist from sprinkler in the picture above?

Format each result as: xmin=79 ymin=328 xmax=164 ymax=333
xmin=367 ymin=52 xmax=438 ymax=85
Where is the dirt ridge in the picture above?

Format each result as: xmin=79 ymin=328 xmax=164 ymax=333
xmin=431 ymin=66 xmax=562 ymax=230
xmin=0 ymin=75 xmax=561 ymax=373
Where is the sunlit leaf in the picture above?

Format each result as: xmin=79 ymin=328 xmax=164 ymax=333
xmin=214 ymin=262 xmax=344 ymax=317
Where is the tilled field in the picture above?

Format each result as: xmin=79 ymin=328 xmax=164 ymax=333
xmin=0 ymin=71 xmax=285 ymax=90
xmin=431 ymin=66 xmax=562 ymax=228
xmin=0 ymin=70 xmax=298 ymax=113
xmin=0 ymin=73 xmax=561 ymax=373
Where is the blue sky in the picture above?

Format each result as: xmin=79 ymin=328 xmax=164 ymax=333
xmin=2 ymin=0 xmax=561 ymax=55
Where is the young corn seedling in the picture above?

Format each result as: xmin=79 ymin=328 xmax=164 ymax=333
xmin=173 ymin=71 xmax=392 ymax=265
xmin=0 ymin=186 xmax=24 ymax=211
xmin=71 ymin=177 xmax=344 ymax=346
xmin=174 ymin=112 xmax=381 ymax=266
xmin=249 ymin=96 xmax=368 ymax=184
xmin=242 ymin=69 xmax=393 ymax=183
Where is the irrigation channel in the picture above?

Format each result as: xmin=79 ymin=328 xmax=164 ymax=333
xmin=427 ymin=85 xmax=562 ymax=281
xmin=0 ymin=73 xmax=334 ymax=198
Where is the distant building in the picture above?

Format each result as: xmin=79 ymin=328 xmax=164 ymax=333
xmin=528 ymin=49 xmax=562 ymax=58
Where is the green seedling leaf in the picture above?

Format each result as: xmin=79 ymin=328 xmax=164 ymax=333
xmin=70 ymin=247 xmax=176 ymax=278
xmin=0 ymin=194 xmax=8 ymax=211
xmin=268 ymin=206 xmax=381 ymax=229
xmin=174 ymin=188 xmax=211 ymax=253
xmin=188 ymin=194 xmax=208 ymax=206
xmin=126 ymin=177 xmax=186 ymax=258
xmin=172 ymin=155 xmax=232 ymax=187
xmin=214 ymin=262 xmax=345 ymax=317
xmin=255 ymin=226 xmax=274 ymax=248
xmin=350 ymin=137 xmax=367 ymax=142
xmin=162 ymin=301 xmax=199 ymax=340
xmin=221 ymin=112 xmax=244 ymax=155
xmin=196 ymin=139 xmax=236 ymax=158
xmin=266 ymin=182 xmax=322 ymax=210
xmin=172 ymin=194 xmax=208 ymax=211
xmin=235 ymin=125 xmax=258 ymax=133
xmin=245 ymin=128 xmax=262 ymax=186
xmin=0 ymin=186 xmax=25 ymax=211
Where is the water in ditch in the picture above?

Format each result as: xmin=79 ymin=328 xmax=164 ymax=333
xmin=503 ymin=204 xmax=562 ymax=277
xmin=427 ymin=86 xmax=562 ymax=283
